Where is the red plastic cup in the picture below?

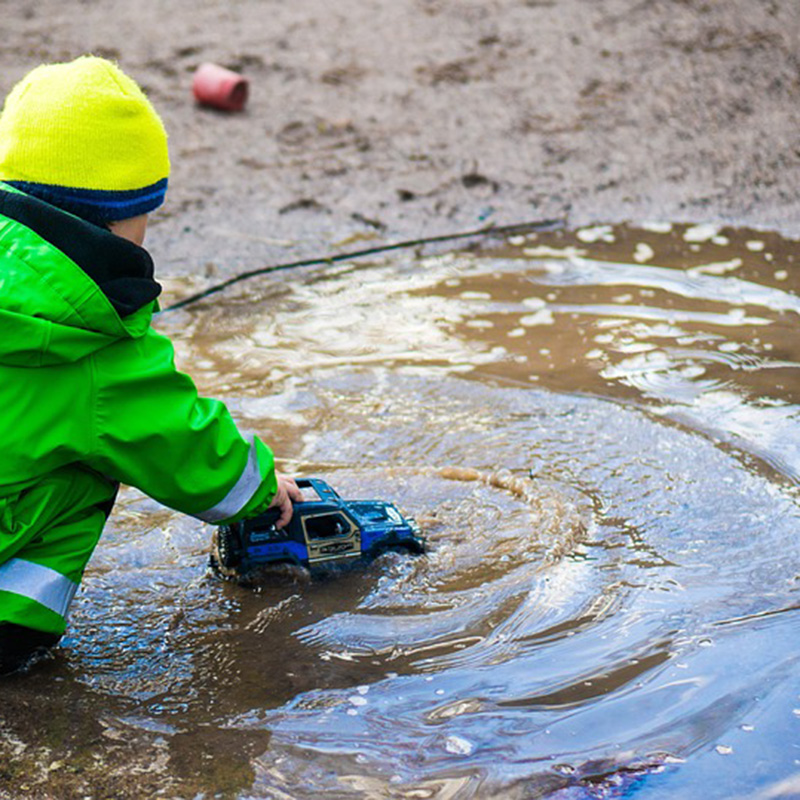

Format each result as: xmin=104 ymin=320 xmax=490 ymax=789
xmin=192 ymin=63 xmax=249 ymax=112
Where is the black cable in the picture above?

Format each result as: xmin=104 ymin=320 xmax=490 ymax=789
xmin=163 ymin=218 xmax=564 ymax=311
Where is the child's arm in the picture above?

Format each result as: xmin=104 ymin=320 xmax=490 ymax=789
xmin=87 ymin=327 xmax=287 ymax=525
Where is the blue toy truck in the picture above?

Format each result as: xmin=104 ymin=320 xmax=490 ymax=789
xmin=211 ymin=477 xmax=425 ymax=577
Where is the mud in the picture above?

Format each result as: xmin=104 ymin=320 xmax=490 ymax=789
xmin=3 ymin=0 xmax=799 ymax=280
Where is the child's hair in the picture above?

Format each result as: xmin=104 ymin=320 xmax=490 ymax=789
xmin=0 ymin=55 xmax=170 ymax=226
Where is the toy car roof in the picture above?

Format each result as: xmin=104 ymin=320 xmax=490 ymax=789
xmin=241 ymin=478 xmax=348 ymax=531
xmin=296 ymin=477 xmax=343 ymax=505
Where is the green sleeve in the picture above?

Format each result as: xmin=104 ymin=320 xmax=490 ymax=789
xmin=87 ymin=327 xmax=277 ymax=524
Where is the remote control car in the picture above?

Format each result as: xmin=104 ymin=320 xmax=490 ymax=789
xmin=210 ymin=477 xmax=425 ymax=577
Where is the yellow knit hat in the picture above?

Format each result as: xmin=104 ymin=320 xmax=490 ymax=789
xmin=0 ymin=55 xmax=170 ymax=223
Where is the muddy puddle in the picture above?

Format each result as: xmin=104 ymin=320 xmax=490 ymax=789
xmin=3 ymin=223 xmax=800 ymax=799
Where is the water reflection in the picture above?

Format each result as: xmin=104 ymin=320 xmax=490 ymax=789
xmin=3 ymin=224 xmax=800 ymax=799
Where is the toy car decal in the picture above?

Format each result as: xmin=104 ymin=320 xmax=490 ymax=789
xmin=319 ymin=541 xmax=356 ymax=555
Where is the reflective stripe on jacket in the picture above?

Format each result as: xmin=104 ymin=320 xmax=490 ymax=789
xmin=0 ymin=559 xmax=78 ymax=619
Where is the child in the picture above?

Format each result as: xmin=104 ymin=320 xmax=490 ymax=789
xmin=0 ymin=55 xmax=302 ymax=674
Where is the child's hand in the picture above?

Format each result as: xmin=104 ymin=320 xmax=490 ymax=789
xmin=268 ymin=474 xmax=304 ymax=529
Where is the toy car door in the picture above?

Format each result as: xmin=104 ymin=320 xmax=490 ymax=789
xmin=301 ymin=510 xmax=362 ymax=565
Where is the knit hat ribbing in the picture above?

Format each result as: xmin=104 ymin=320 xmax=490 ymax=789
xmin=0 ymin=55 xmax=170 ymax=225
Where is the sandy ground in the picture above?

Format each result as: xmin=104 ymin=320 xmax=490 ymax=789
xmin=2 ymin=0 xmax=799 ymax=287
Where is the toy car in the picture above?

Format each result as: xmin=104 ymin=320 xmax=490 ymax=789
xmin=210 ymin=477 xmax=425 ymax=577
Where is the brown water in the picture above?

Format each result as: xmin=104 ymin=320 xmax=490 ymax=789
xmin=3 ymin=224 xmax=800 ymax=799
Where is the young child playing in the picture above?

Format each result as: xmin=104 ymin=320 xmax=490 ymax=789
xmin=0 ymin=55 xmax=302 ymax=674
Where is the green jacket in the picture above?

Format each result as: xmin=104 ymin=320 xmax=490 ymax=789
xmin=0 ymin=182 xmax=277 ymax=523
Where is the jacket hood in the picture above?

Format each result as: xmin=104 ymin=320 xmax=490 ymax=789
xmin=0 ymin=183 xmax=161 ymax=365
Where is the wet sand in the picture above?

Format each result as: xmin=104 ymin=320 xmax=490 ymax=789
xmin=3 ymin=0 xmax=799 ymax=283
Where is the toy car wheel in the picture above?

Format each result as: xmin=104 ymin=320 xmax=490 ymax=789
xmin=400 ymin=535 xmax=426 ymax=555
xmin=212 ymin=525 xmax=241 ymax=570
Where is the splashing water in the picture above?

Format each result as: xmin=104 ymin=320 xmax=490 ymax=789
xmin=3 ymin=224 xmax=800 ymax=799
